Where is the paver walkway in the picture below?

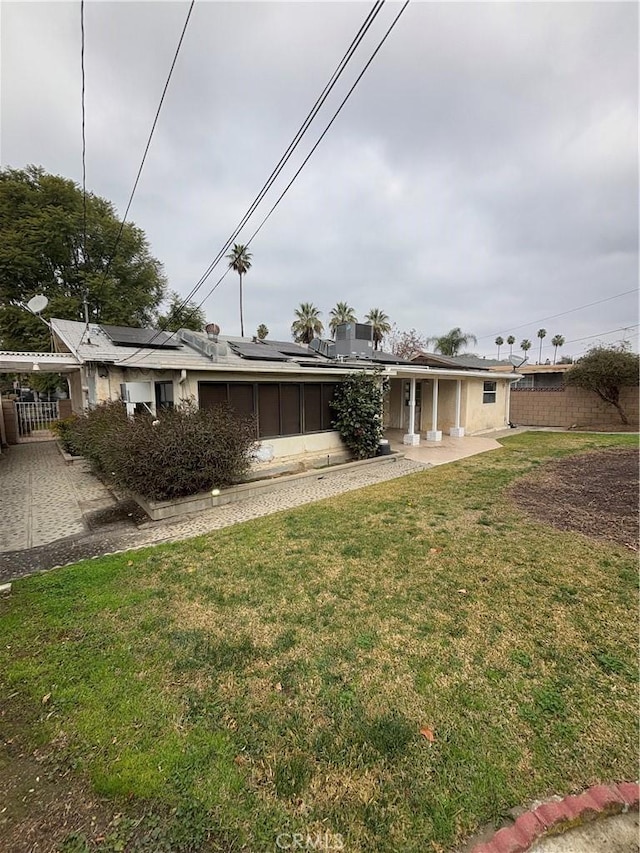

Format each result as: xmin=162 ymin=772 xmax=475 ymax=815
xmin=0 ymin=442 xmax=114 ymax=551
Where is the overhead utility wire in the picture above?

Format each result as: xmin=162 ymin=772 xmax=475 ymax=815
xmin=93 ymin=0 xmax=195 ymax=306
xmin=479 ymin=288 xmax=638 ymax=342
xmin=165 ymin=0 xmax=386 ymax=322
xmin=119 ymin=0 xmax=394 ymax=363
xmin=189 ymin=0 xmax=411 ymax=320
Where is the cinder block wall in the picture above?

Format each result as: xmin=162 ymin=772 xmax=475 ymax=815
xmin=58 ymin=399 xmax=73 ymax=419
xmin=510 ymin=386 xmax=639 ymax=431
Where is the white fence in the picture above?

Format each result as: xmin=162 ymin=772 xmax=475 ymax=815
xmin=16 ymin=401 xmax=60 ymax=436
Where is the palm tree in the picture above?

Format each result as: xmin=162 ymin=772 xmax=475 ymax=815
xmin=428 ymin=327 xmax=477 ymax=357
xmin=495 ymin=336 xmax=504 ymax=359
xmin=256 ymin=324 xmax=269 ymax=340
xmin=536 ymin=328 xmax=547 ymax=364
xmin=365 ymin=307 xmax=391 ymax=350
xmin=551 ymin=334 xmax=565 ymax=364
xmin=226 ymin=244 xmax=252 ymax=337
xmin=291 ymin=302 xmax=323 ymax=343
xmin=520 ymin=339 xmax=532 ymax=358
xmin=507 ymin=335 xmax=516 ymax=356
xmin=329 ymin=302 xmax=357 ymax=338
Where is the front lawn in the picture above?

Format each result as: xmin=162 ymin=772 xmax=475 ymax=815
xmin=1 ymin=432 xmax=638 ymax=852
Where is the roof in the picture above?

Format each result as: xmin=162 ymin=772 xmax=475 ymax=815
xmin=412 ymin=352 xmax=515 ymax=371
xmin=517 ymin=364 xmax=572 ymax=374
xmin=46 ymin=319 xmax=519 ymax=381
xmin=51 ymin=318 xmax=215 ymax=371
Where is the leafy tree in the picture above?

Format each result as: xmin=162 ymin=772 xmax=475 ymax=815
xmin=256 ymin=324 xmax=269 ymax=340
xmin=329 ymin=301 xmax=357 ymax=338
xmin=157 ymin=290 xmax=205 ymax=332
xmin=537 ymin=328 xmax=547 ymax=363
xmin=551 ymin=334 xmax=565 ymax=364
xmin=558 ymin=355 xmax=573 ymax=364
xmin=291 ymin=302 xmax=323 ymax=343
xmin=428 ymin=327 xmax=477 ymax=357
xmin=330 ymin=371 xmax=387 ymax=459
xmin=365 ymin=307 xmax=391 ymax=351
xmin=387 ymin=324 xmax=427 ymax=360
xmin=0 ymin=165 xmax=166 ymax=351
xmin=564 ymin=345 xmax=639 ymax=425
xmin=495 ymin=336 xmax=504 ymax=359
xmin=226 ymin=243 xmax=252 ymax=337
xmin=507 ymin=335 xmax=516 ymax=356
xmin=520 ymin=339 xmax=532 ymax=357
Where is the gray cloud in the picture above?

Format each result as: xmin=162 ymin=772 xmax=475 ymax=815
xmin=2 ymin=0 xmax=637 ymax=359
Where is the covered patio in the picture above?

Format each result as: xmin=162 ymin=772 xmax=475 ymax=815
xmin=383 ymin=365 xmax=515 ymax=444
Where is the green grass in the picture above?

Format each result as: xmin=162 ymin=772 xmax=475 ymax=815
xmin=1 ymin=431 xmax=638 ymax=852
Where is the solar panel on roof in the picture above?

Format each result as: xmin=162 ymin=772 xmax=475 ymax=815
xmin=229 ymin=342 xmax=291 ymax=361
xmin=102 ymin=324 xmax=180 ymax=349
xmin=261 ymin=340 xmax=319 ymax=358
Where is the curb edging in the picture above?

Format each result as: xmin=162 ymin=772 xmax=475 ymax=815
xmin=470 ymin=782 xmax=639 ymax=853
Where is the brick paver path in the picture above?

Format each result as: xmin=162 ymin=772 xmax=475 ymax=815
xmin=0 ymin=442 xmax=114 ymax=552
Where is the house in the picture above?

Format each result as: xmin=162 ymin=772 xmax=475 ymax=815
xmin=0 ymin=320 xmax=519 ymax=459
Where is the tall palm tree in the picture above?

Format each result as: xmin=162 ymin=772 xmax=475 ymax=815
xmin=495 ymin=336 xmax=504 ymax=359
xmin=365 ymin=307 xmax=391 ymax=350
xmin=291 ymin=302 xmax=323 ymax=344
xmin=329 ymin=302 xmax=357 ymax=338
xmin=428 ymin=327 xmax=477 ymax=357
xmin=507 ymin=335 xmax=516 ymax=356
xmin=551 ymin=334 xmax=565 ymax=364
xmin=520 ymin=339 xmax=532 ymax=358
xmin=536 ymin=328 xmax=547 ymax=363
xmin=226 ymin=244 xmax=252 ymax=337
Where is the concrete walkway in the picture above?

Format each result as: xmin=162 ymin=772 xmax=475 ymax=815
xmin=0 ymin=433 xmax=506 ymax=582
xmin=386 ymin=429 xmax=505 ymax=466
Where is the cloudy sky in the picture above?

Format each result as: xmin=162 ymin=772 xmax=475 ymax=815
xmin=2 ymin=0 xmax=638 ymax=359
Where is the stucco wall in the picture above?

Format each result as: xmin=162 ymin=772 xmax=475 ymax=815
xmin=510 ymin=386 xmax=639 ymax=430
xmin=257 ymin=431 xmax=346 ymax=462
xmin=463 ymin=378 xmax=510 ymax=434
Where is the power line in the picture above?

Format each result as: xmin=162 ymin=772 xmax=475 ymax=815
xmin=121 ymin=0 xmax=406 ymax=363
xmin=191 ymin=0 xmax=411 ymax=320
xmin=480 ymin=288 xmax=638 ymax=342
xmin=560 ymin=324 xmax=639 ymax=347
xmin=93 ymin=0 xmax=195 ymax=308
xmin=170 ymin=0 xmax=387 ymax=320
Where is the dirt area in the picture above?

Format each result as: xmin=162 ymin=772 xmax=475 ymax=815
xmin=510 ymin=448 xmax=639 ymax=550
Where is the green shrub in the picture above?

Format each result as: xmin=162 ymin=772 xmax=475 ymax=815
xmin=330 ymin=371 xmax=387 ymax=459
xmin=67 ymin=400 xmax=129 ymax=476
xmin=66 ymin=400 xmax=256 ymax=501
xmin=51 ymin=415 xmax=82 ymax=456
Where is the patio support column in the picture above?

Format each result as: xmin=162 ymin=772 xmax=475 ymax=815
xmin=426 ymin=377 xmax=442 ymax=442
xmin=450 ymin=379 xmax=465 ymax=437
xmin=403 ymin=377 xmax=420 ymax=445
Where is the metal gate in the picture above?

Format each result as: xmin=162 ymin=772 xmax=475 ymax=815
xmin=15 ymin=401 xmax=60 ymax=441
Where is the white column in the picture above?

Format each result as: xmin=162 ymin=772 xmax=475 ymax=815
xmin=427 ymin=377 xmax=442 ymax=442
xmin=450 ymin=379 xmax=465 ymax=437
xmin=403 ymin=377 xmax=420 ymax=445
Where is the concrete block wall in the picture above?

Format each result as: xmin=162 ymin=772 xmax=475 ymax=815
xmin=510 ymin=386 xmax=639 ymax=431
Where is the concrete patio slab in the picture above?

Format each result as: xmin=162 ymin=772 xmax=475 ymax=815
xmin=385 ymin=429 xmax=504 ymax=466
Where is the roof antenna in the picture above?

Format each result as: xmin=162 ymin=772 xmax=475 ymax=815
xmin=82 ymin=292 xmax=92 ymax=344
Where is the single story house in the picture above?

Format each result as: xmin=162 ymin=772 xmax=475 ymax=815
xmin=0 ymin=319 xmax=520 ymax=460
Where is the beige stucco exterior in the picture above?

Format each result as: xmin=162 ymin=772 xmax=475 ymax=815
xmin=385 ymin=375 xmax=511 ymax=436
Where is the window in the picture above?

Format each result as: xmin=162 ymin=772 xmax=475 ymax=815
xmin=199 ymin=381 xmax=337 ymax=438
xmin=155 ymin=381 xmax=174 ymax=410
xmin=483 ymin=381 xmax=497 ymax=404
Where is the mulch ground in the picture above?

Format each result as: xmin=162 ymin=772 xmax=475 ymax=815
xmin=510 ymin=448 xmax=639 ymax=551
